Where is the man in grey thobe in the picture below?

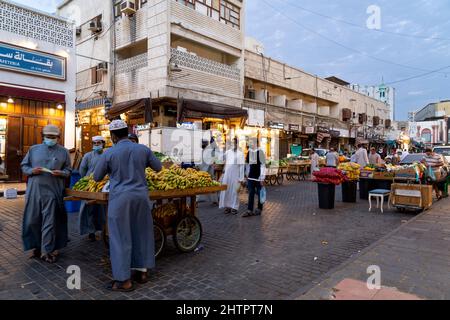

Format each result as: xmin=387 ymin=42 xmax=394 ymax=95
xmin=21 ymin=124 xmax=72 ymax=263
xmin=93 ymin=120 xmax=162 ymax=292
xmin=78 ymin=135 xmax=106 ymax=241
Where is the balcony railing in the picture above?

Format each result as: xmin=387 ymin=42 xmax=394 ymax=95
xmin=170 ymin=48 xmax=240 ymax=81
xmin=116 ymin=53 xmax=148 ymax=74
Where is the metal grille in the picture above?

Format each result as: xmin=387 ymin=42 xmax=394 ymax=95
xmin=0 ymin=1 xmax=74 ymax=48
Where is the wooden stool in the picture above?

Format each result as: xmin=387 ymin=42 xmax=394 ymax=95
xmin=369 ymin=189 xmax=391 ymax=213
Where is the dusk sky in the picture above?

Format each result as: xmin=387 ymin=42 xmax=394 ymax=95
xmin=16 ymin=0 xmax=450 ymax=121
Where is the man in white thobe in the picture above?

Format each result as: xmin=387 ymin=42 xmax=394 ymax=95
xmin=219 ymin=138 xmax=245 ymax=215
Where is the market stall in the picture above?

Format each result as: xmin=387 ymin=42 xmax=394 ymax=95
xmin=65 ymin=166 xmax=227 ymax=257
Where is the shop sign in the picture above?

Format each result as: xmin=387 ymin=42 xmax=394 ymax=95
xmin=330 ymin=130 xmax=340 ymax=138
xmin=268 ymin=121 xmax=285 ymax=130
xmin=357 ymin=132 xmax=365 ymax=138
xmin=317 ymin=126 xmax=329 ymax=133
xmin=136 ymin=124 xmax=151 ymax=131
xmin=288 ymin=124 xmax=300 ymax=132
xmin=304 ymin=126 xmax=315 ymax=134
xmin=0 ymin=42 xmax=66 ymax=80
xmin=247 ymin=108 xmax=265 ymax=127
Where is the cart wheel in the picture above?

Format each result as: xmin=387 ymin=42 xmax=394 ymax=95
xmin=154 ymin=223 xmax=166 ymax=259
xmin=286 ymin=173 xmax=292 ymax=181
xmin=270 ymin=175 xmax=277 ymax=186
xmin=276 ymin=174 xmax=284 ymax=185
xmin=264 ymin=177 xmax=271 ymax=185
xmin=173 ymin=216 xmax=203 ymax=253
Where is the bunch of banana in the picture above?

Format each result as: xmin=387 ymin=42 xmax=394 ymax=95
xmin=152 ymin=203 xmax=177 ymax=219
xmin=72 ymin=175 xmax=109 ymax=192
xmin=145 ymin=165 xmax=222 ymax=191
xmin=73 ymin=176 xmax=91 ymax=191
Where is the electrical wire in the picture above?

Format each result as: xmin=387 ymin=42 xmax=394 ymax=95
xmin=260 ymin=0 xmax=447 ymax=75
xmin=282 ymin=0 xmax=450 ymax=42
xmin=383 ymin=65 xmax=450 ymax=86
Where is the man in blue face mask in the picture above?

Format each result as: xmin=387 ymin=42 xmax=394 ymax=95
xmin=78 ymin=136 xmax=107 ymax=241
xmin=21 ymin=124 xmax=72 ymax=263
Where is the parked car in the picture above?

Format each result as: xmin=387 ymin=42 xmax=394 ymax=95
xmin=300 ymin=148 xmax=328 ymax=160
xmin=433 ymin=146 xmax=450 ymax=163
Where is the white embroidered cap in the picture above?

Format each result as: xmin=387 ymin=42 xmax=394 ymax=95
xmin=42 ymin=124 xmax=61 ymax=136
xmin=92 ymin=136 xmax=105 ymax=142
xmin=109 ymin=120 xmax=128 ymax=131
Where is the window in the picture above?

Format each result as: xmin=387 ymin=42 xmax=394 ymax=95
xmin=176 ymin=0 xmax=240 ymax=29
xmin=91 ymin=66 xmax=103 ymax=85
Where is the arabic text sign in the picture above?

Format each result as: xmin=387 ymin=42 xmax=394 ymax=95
xmin=0 ymin=42 xmax=66 ymax=80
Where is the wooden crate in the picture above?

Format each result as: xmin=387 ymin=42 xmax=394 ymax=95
xmin=391 ymin=183 xmax=433 ymax=209
xmin=373 ymin=171 xmax=395 ymax=180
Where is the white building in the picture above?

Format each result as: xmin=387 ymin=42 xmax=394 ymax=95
xmin=0 ymin=0 xmax=75 ymax=181
xmin=58 ymin=0 xmax=246 ymax=153
xmin=351 ymin=83 xmax=395 ymax=121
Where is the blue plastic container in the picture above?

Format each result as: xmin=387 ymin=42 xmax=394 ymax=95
xmin=65 ymin=171 xmax=81 ymax=214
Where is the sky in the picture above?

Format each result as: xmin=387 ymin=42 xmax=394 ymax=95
xmin=14 ymin=0 xmax=450 ymax=121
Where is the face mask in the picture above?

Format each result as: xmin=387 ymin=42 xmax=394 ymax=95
xmin=93 ymin=146 xmax=103 ymax=153
xmin=44 ymin=138 xmax=57 ymax=147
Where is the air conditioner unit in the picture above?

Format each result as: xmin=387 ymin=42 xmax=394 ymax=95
xmin=88 ymin=20 xmax=102 ymax=33
xmin=97 ymin=62 xmax=108 ymax=72
xmin=76 ymin=27 xmax=82 ymax=36
xmin=121 ymin=0 xmax=136 ymax=15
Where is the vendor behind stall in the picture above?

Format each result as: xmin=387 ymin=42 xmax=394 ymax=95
xmin=369 ymin=147 xmax=383 ymax=166
xmin=422 ymin=148 xmax=445 ymax=200
xmin=78 ymin=136 xmax=107 ymax=241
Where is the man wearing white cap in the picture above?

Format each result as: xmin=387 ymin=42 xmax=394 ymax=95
xmin=21 ymin=124 xmax=72 ymax=263
xmin=78 ymin=136 xmax=107 ymax=241
xmin=93 ymin=120 xmax=162 ymax=292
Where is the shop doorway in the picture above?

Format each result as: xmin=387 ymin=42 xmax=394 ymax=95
xmin=4 ymin=116 xmax=64 ymax=181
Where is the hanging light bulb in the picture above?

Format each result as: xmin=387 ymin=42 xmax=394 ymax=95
xmin=57 ymin=104 xmax=64 ymax=110
xmin=7 ymin=97 xmax=14 ymax=104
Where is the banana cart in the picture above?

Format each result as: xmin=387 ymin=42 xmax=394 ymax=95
xmin=65 ymin=185 xmax=227 ymax=258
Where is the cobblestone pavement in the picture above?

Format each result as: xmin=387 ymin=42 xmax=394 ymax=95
xmin=0 ymin=181 xmax=414 ymax=300
xmin=297 ymin=197 xmax=450 ymax=300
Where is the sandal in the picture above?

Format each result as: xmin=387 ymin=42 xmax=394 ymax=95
xmin=106 ymin=280 xmax=136 ymax=292
xmin=30 ymin=249 xmax=41 ymax=259
xmin=132 ymin=271 xmax=149 ymax=284
xmin=231 ymin=209 xmax=239 ymax=215
xmin=41 ymin=253 xmax=57 ymax=264
xmin=224 ymin=208 xmax=231 ymax=214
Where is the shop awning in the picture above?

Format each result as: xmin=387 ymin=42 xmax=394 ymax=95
xmin=107 ymin=98 xmax=151 ymax=118
xmin=0 ymin=83 xmax=65 ymax=102
xmin=177 ymin=98 xmax=248 ymax=123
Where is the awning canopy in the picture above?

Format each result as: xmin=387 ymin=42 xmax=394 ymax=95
xmin=107 ymin=98 xmax=150 ymax=118
xmin=0 ymin=83 xmax=65 ymax=103
xmin=177 ymin=98 xmax=248 ymax=124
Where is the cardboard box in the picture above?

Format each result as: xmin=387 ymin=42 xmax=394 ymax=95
xmin=360 ymin=170 xmax=374 ymax=178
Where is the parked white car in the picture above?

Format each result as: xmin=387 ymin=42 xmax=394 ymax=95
xmin=433 ymin=146 xmax=450 ymax=163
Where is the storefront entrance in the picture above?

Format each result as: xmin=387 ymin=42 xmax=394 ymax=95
xmin=0 ymin=98 xmax=65 ymax=181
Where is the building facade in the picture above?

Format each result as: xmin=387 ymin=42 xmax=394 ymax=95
xmin=244 ymin=41 xmax=392 ymax=156
xmin=350 ymin=83 xmax=395 ymax=121
xmin=0 ymin=0 xmax=75 ymax=181
xmin=59 ymin=0 xmax=245 ymax=153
